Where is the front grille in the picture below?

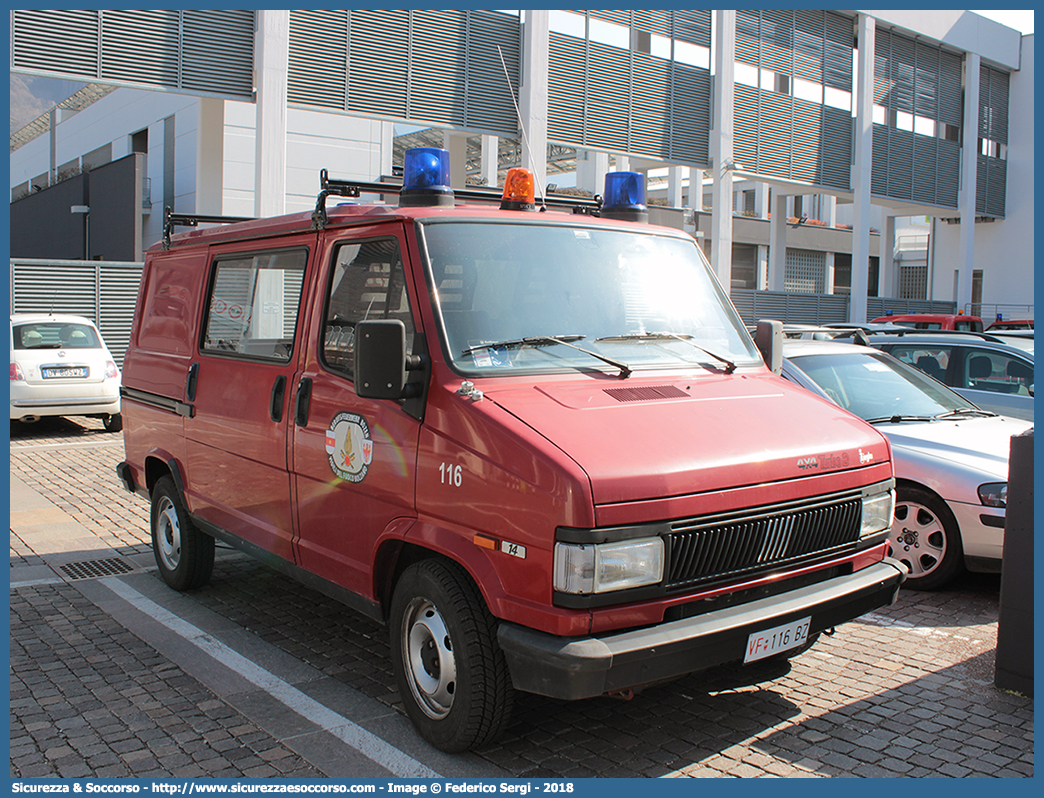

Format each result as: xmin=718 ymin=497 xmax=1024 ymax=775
xmin=665 ymin=491 xmax=862 ymax=590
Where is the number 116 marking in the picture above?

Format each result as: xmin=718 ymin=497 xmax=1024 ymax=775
xmin=439 ymin=462 xmax=462 ymax=487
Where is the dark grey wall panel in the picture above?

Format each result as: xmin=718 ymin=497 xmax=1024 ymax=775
xmin=11 ymin=9 xmax=254 ymax=99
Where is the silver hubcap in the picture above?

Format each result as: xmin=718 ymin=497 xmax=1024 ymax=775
xmin=889 ymin=500 xmax=946 ymax=579
xmin=156 ymin=497 xmax=182 ymax=571
xmin=402 ymin=597 xmax=456 ymax=719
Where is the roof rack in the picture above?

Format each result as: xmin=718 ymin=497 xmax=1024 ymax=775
xmin=163 ymin=207 xmax=255 ymax=250
xmin=310 ymin=169 xmax=603 ymax=229
xmin=825 ymin=325 xmax=1010 ymax=344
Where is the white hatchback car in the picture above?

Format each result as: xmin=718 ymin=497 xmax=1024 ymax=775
xmin=10 ymin=313 xmax=122 ymax=431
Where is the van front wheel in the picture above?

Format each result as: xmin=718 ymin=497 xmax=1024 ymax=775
xmin=151 ymin=476 xmax=214 ymax=591
xmin=390 ymin=560 xmax=513 ymax=753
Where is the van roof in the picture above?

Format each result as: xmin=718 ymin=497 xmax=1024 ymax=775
xmin=154 ymin=201 xmax=683 ymax=252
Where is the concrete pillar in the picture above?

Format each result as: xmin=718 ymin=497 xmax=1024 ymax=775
xmin=480 ymin=134 xmax=499 ymax=187
xmin=49 ymin=108 xmax=58 ymax=185
xmin=442 ymin=131 xmax=468 ymax=187
xmin=823 ymin=194 xmax=837 ymax=227
xmin=520 ymin=11 xmax=549 ymax=191
xmin=668 ymin=166 xmax=684 ymax=207
xmin=881 ymin=215 xmax=897 ymax=298
xmin=687 ymin=168 xmax=703 ymax=208
xmin=616 ymin=155 xmax=631 ymax=172
xmin=768 ymin=193 xmax=788 ymax=291
xmin=710 ymin=9 xmax=736 ymax=288
xmin=756 ymin=245 xmax=769 ymax=290
xmin=825 ymin=251 xmax=836 ymax=294
xmin=379 ymin=122 xmax=395 ymax=178
xmin=754 ymin=182 xmax=770 ymax=219
xmin=957 ymin=53 xmax=981 ymax=311
xmin=577 ymin=150 xmax=609 ymax=194
xmin=850 ymin=14 xmax=876 ymax=323
xmin=196 ymin=98 xmax=225 ymax=215
xmin=254 ymin=10 xmax=289 ymax=218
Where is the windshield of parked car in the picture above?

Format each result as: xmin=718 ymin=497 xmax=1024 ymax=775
xmin=420 ymin=221 xmax=760 ymax=376
xmin=13 ymin=322 xmax=101 ymax=349
xmin=788 ymin=349 xmax=983 ymax=421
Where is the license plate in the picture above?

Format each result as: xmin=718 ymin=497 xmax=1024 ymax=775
xmin=42 ymin=367 xmax=88 ymax=379
xmin=744 ymin=616 xmax=811 ymax=663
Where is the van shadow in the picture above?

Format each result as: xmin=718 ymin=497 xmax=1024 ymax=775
xmin=187 ymin=556 xmax=1019 ymax=778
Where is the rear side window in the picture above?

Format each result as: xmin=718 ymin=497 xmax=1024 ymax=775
xmin=201 ymin=249 xmax=308 ymax=362
xmin=321 ymin=238 xmax=415 ymax=378
xmin=13 ymin=322 xmax=100 ymax=349
xmin=887 ymin=345 xmax=952 ymax=383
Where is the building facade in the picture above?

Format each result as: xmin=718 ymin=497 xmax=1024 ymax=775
xmin=9 ymin=10 xmax=1033 ymax=321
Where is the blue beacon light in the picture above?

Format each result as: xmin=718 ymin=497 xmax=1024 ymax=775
xmin=400 ymin=147 xmax=455 ymax=207
xmin=601 ymin=171 xmax=649 ymax=222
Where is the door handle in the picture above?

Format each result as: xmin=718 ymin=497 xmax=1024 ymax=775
xmin=294 ymin=377 xmax=313 ymax=427
xmin=185 ymin=363 xmax=199 ymax=401
xmin=270 ymin=375 xmax=287 ymax=422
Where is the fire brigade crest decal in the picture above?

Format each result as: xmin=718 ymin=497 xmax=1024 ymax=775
xmin=325 ymin=412 xmax=373 ymax=483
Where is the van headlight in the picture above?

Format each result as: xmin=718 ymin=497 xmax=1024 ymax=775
xmin=861 ymin=486 xmax=895 ymax=538
xmin=554 ymin=537 xmax=664 ymax=594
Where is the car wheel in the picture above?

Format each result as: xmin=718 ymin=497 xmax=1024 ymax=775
xmin=390 ymin=559 xmax=513 ymax=753
xmin=103 ymin=413 xmax=123 ymax=432
xmin=150 ymin=476 xmax=214 ymax=591
xmin=888 ymin=486 xmax=964 ymax=590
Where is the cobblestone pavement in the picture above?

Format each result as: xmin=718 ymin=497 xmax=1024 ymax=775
xmin=9 ymin=417 xmax=1035 ymax=778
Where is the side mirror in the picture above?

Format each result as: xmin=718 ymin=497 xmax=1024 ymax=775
xmin=354 ymin=320 xmax=408 ymax=399
xmin=755 ymin=319 xmax=783 ymax=375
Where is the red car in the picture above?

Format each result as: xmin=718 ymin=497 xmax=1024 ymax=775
xmin=117 ymin=149 xmax=904 ymax=752
xmin=987 ymin=318 xmax=1033 ymax=331
xmin=871 ymin=313 xmax=984 ymax=332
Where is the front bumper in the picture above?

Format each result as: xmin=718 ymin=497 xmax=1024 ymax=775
xmin=498 ymin=558 xmax=906 ymax=700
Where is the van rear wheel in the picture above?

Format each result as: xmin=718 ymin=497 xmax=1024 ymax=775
xmin=390 ymin=559 xmax=513 ymax=753
xmin=150 ymin=476 xmax=214 ymax=591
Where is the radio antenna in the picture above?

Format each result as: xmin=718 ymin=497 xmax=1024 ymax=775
xmin=497 ymin=45 xmax=548 ymax=208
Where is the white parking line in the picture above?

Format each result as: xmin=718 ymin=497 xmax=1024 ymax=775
xmin=859 ymin=611 xmax=974 ymax=641
xmin=99 ymin=577 xmax=441 ymax=779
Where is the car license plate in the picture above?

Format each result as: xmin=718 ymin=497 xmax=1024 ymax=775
xmin=744 ymin=616 xmax=811 ymax=663
xmin=42 ymin=367 xmax=88 ymax=379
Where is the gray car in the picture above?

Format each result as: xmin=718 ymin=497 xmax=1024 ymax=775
xmin=866 ymin=332 xmax=1033 ymax=421
xmin=782 ymin=339 xmax=1031 ymax=590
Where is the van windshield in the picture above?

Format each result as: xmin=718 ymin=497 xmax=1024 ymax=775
xmin=421 ymin=221 xmax=760 ymax=376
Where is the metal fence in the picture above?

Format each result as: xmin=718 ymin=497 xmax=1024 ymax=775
xmin=10 ymin=259 xmax=143 ymax=365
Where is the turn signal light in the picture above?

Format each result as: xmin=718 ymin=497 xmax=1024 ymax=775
xmin=11 ymin=362 xmax=25 ymax=381
xmin=500 ymin=167 xmax=537 ymax=211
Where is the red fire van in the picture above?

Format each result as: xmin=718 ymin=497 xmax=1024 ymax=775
xmin=118 ymin=149 xmax=904 ymax=752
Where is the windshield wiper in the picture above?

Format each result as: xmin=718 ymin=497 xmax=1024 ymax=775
xmin=463 ymin=335 xmax=632 ymax=378
xmin=596 ymin=331 xmax=737 ymax=374
xmin=934 ymin=408 xmax=997 ymax=419
xmin=865 ymin=414 xmax=936 ymax=424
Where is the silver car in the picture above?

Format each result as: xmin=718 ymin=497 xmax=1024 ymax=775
xmin=781 ymin=338 xmax=1031 ymax=590
xmin=868 ymin=332 xmax=1034 ymax=422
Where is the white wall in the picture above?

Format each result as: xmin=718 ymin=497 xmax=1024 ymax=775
xmin=222 ymin=103 xmax=394 ymax=217
xmin=932 ymin=34 xmax=1034 ymax=311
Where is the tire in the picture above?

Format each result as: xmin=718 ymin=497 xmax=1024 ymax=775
xmin=150 ymin=476 xmax=214 ymax=591
xmin=389 ymin=559 xmax=513 ymax=753
xmin=103 ymin=413 xmax=123 ymax=432
xmin=888 ymin=485 xmax=964 ymax=590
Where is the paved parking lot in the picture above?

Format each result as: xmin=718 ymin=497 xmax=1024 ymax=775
xmin=9 ymin=417 xmax=1034 ymax=779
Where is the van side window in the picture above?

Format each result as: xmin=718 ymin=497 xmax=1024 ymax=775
xmin=322 ymin=239 xmax=414 ymax=378
xmin=201 ymin=249 xmax=307 ymax=362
